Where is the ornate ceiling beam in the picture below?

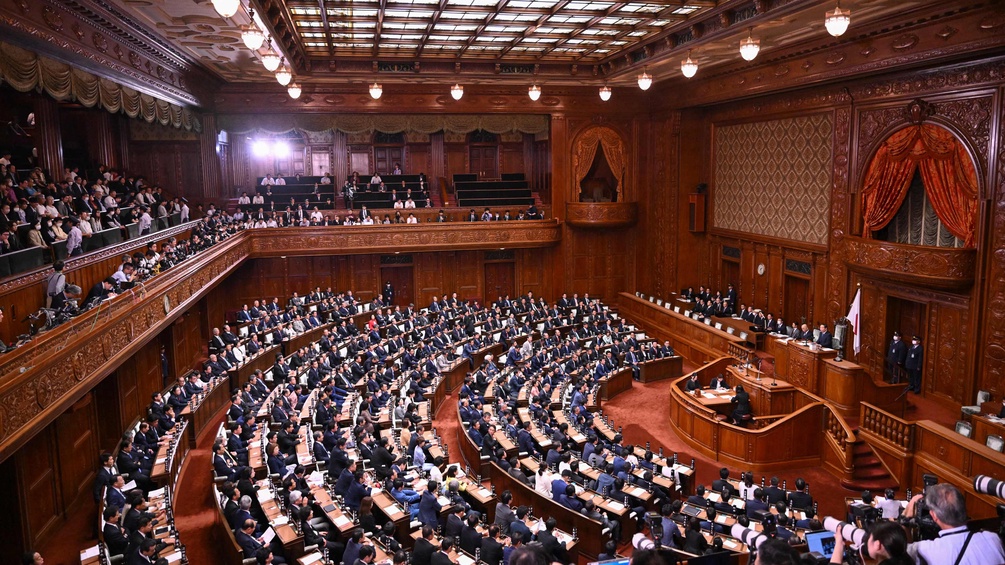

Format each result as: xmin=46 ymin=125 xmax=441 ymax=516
xmin=254 ymin=0 xmax=311 ymax=74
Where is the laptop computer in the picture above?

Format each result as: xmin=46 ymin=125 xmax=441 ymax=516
xmin=805 ymin=530 xmax=836 ymax=558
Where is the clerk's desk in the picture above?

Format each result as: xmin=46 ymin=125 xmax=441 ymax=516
xmin=764 ymin=333 xmax=904 ymax=418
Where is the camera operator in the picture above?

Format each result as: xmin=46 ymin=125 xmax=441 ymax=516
xmin=903 ymin=483 xmax=1005 ymax=564
xmin=829 ymin=521 xmax=912 ymax=565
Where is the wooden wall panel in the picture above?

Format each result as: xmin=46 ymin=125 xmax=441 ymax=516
xmin=501 ymin=142 xmax=524 ymax=175
xmin=54 ymin=394 xmax=98 ymax=514
xmin=128 ymin=141 xmax=203 ymax=202
xmin=445 ymin=145 xmax=467 ymax=186
xmin=351 ymin=255 xmax=379 ymax=303
xmin=19 ymin=430 xmax=60 ymax=545
xmin=407 ymin=145 xmax=431 ymax=177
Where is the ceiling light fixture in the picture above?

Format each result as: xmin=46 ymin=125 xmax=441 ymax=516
xmin=450 ymin=84 xmax=464 ymax=100
xmin=287 ymin=82 xmax=302 ymax=99
xmin=241 ymin=9 xmax=265 ymax=50
xmin=739 ymin=27 xmax=760 ymax=61
xmin=825 ymin=1 xmax=851 ymax=37
xmin=681 ymin=49 xmax=698 ymax=78
xmin=260 ymin=42 xmax=281 ymax=72
xmin=528 ymin=84 xmax=541 ymax=101
xmin=211 ymin=0 xmax=240 ymax=18
xmin=275 ymin=62 xmax=292 ymax=86
xmin=369 ymin=82 xmax=383 ymax=99
xmin=637 ymin=66 xmax=652 ymax=91
xmin=599 ymin=85 xmax=612 ymax=102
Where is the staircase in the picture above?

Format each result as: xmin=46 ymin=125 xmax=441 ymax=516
xmin=841 ymin=430 xmax=899 ymax=491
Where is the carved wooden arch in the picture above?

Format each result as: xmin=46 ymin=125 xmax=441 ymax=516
xmin=857 ymin=99 xmax=987 ymax=201
xmin=571 ymin=125 xmax=629 ymax=202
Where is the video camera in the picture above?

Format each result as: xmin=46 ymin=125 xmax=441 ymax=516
xmin=900 ymin=473 xmax=940 ymax=541
xmin=973 ymin=475 xmax=1005 ymax=547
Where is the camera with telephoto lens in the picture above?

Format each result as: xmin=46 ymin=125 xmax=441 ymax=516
xmin=973 ymin=475 xmax=1005 ymax=547
xmin=822 ymin=516 xmax=871 ymax=564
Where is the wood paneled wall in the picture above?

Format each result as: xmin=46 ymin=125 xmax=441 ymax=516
xmin=638 ymin=56 xmax=1005 ymax=409
xmin=223 ymin=249 xmax=557 ymax=311
xmin=127 ymin=141 xmax=204 ymax=202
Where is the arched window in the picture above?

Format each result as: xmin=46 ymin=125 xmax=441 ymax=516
xmin=861 ymin=124 xmax=979 ymax=247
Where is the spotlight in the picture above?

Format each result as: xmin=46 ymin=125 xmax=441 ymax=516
xmin=273 ymin=141 xmax=289 ymax=157
xmin=528 ymin=85 xmax=541 ymax=101
xmin=599 ymin=85 xmax=611 ymax=101
xmin=451 ymin=84 xmax=464 ymax=100
xmin=252 ymin=140 xmax=269 ymax=158
xmin=287 ymin=82 xmax=302 ymax=99
xmin=369 ymin=83 xmax=383 ymax=99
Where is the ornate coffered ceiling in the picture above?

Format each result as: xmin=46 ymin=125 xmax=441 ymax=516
xmin=98 ymin=0 xmax=963 ymax=87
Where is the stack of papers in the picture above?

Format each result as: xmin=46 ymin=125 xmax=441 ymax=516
xmin=301 ymin=552 xmax=323 ymax=565
xmin=273 ymin=515 xmax=289 ymax=526
xmin=334 ymin=514 xmax=352 ymax=528
xmin=607 ymin=501 xmax=624 ymax=511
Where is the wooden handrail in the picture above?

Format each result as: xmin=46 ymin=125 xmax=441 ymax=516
xmin=860 ymin=402 xmax=914 ymax=451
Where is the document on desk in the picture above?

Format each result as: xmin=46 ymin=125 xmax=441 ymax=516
xmin=334 ymin=514 xmax=352 ymax=528
xmin=149 ymin=487 xmax=166 ymax=499
xmin=164 ymin=551 xmax=183 ymax=563
xmin=261 ymin=526 xmax=277 ymax=545
xmin=702 ymin=393 xmax=717 ymax=399
xmin=81 ymin=545 xmax=100 ymax=560
xmin=301 ymin=552 xmax=323 ymax=565
xmin=607 ymin=500 xmax=624 ymax=511
xmin=273 ymin=515 xmax=289 ymax=526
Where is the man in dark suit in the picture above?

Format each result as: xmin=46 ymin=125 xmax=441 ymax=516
xmin=764 ymin=477 xmax=787 ymax=505
xmin=816 ymin=324 xmax=833 ymax=348
xmin=431 ymin=537 xmax=455 ymax=565
xmin=786 ymin=478 xmax=813 ymax=510
xmin=906 ymin=336 xmax=924 ymax=393
xmin=480 ymin=525 xmax=505 ymax=565
xmin=459 ymin=512 xmax=484 ymax=555
xmin=711 ymin=467 xmax=738 ymax=497
xmin=235 ymin=519 xmax=266 ymax=559
xmin=536 ymin=517 xmax=568 ymax=563
xmin=418 ymin=480 xmax=442 ymax=527
xmin=886 ymin=332 xmax=907 ymax=383
xmin=102 ymin=506 xmax=129 ymax=556
xmin=412 ymin=526 xmax=437 ymax=565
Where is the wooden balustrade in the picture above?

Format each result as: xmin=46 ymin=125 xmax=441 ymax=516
xmin=0 ymin=220 xmax=563 ymax=462
xmin=856 ymin=402 xmax=1005 ymax=518
xmin=861 ymin=402 xmax=914 ymax=451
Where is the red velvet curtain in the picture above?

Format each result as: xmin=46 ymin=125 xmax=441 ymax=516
xmin=861 ymin=124 xmax=978 ymax=247
xmin=916 ymin=126 xmax=979 ymax=247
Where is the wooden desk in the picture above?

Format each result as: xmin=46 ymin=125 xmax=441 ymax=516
xmin=972 ymin=414 xmax=1005 ymax=446
xmin=617 ymin=293 xmax=750 ymax=365
xmin=764 ymin=334 xmax=904 ymax=418
xmin=638 ymin=355 xmax=684 ymax=383
xmin=150 ymin=421 xmax=189 ymax=488
xmin=232 ymin=343 xmax=281 ymax=386
xmin=424 ymin=375 xmax=446 ymax=417
xmin=443 ymin=357 xmax=469 ymax=393
xmin=598 ymin=366 xmax=631 ymax=401
xmin=179 ymin=374 xmax=231 ymax=448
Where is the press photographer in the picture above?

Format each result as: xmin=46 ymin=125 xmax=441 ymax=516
xmin=822 ymin=518 xmax=911 ymax=565
xmin=902 ymin=483 xmax=1004 ymax=564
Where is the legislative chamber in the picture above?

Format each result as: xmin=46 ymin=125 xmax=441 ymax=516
xmin=1 ymin=1 xmax=1004 ymax=564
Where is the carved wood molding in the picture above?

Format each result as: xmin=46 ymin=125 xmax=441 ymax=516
xmin=0 ymin=236 xmax=250 ymax=461
xmin=565 ymin=202 xmax=638 ymax=228
xmin=0 ymin=221 xmax=563 ymax=461
xmin=0 ymin=0 xmax=209 ymax=106
xmin=843 ymin=237 xmax=976 ymax=291
xmin=663 ymin=4 xmax=1005 ymax=110
xmin=249 ymin=221 xmax=562 ymax=256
